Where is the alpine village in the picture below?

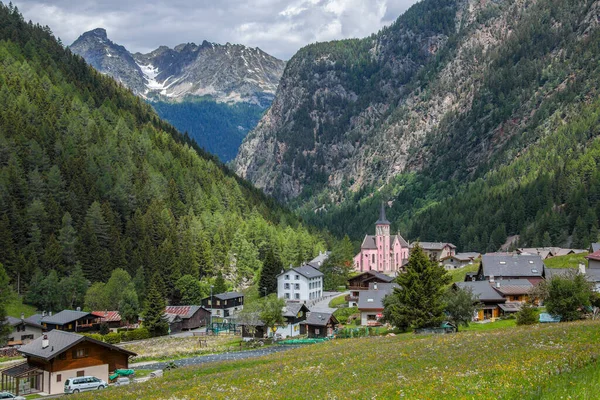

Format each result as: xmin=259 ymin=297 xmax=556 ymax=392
xmin=2 ymin=0 xmax=600 ymax=398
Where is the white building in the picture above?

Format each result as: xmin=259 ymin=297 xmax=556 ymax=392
xmin=277 ymin=265 xmax=324 ymax=302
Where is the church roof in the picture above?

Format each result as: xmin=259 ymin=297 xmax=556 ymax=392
xmin=376 ymin=202 xmax=390 ymax=225
xmin=361 ymin=234 xmax=408 ymax=250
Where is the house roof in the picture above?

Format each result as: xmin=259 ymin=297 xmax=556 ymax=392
xmin=368 ymin=282 xmax=399 ymax=291
xmin=282 ymin=302 xmax=310 ymax=318
xmin=278 ymin=265 xmax=323 ymax=279
xmin=91 ymin=311 xmax=122 ymax=322
xmin=491 ymin=279 xmax=533 ymax=295
xmin=307 ymin=252 xmax=331 ymax=269
xmin=411 ymin=242 xmax=457 ymax=250
xmin=441 ymin=252 xmax=480 ymax=262
xmin=165 ymin=313 xmax=182 ymax=324
xmin=360 ymin=234 xmax=408 ymax=250
xmin=164 ymin=305 xmax=206 ymax=319
xmin=41 ymin=310 xmax=96 ymax=326
xmin=586 ymin=250 xmax=600 ymax=261
xmin=6 ymin=316 xmax=44 ymax=329
xmin=544 ymin=268 xmax=574 ymax=280
xmin=18 ymin=330 xmax=136 ymax=361
xmin=357 ymin=285 xmax=396 ymax=310
xmin=518 ymin=248 xmax=553 ymax=259
xmin=302 ymin=312 xmax=338 ymax=327
xmin=25 ymin=314 xmax=43 ymax=326
xmin=455 ymin=281 xmax=505 ymax=302
xmin=213 ymin=292 xmax=244 ymax=301
xmin=349 ymin=270 xmax=395 ymax=284
xmin=480 ymin=254 xmax=544 ymax=278
xmin=498 ymin=302 xmax=523 ymax=312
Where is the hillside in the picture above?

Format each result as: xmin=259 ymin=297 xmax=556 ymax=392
xmin=0 ymin=3 xmax=325 ymax=301
xmin=234 ymin=0 xmax=600 ymax=251
xmin=70 ymin=28 xmax=285 ymax=162
xmin=78 ymin=320 xmax=600 ymax=399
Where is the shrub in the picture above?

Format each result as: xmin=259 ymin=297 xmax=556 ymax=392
xmin=126 ymin=327 xmax=151 ymax=341
xmin=103 ymin=332 xmax=121 ymax=344
xmin=83 ymin=333 xmax=104 ymax=342
xmin=99 ymin=323 xmax=110 ymax=335
xmin=516 ymin=303 xmax=539 ymax=326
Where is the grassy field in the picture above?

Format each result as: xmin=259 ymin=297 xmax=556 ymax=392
xmin=447 ymin=263 xmax=479 ymax=283
xmin=328 ymin=294 xmax=347 ymax=308
xmin=77 ymin=320 xmax=600 ymax=399
xmin=544 ymin=252 xmax=588 ymax=269
xmin=6 ymin=295 xmax=37 ymax=318
xmin=122 ymin=335 xmax=243 ymax=363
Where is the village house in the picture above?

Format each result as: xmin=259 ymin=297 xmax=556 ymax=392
xmin=353 ymin=204 xmax=410 ymax=274
xmin=201 ymin=292 xmax=244 ymax=318
xmin=476 ymin=254 xmax=545 ymax=284
xmin=1 ymin=330 xmax=136 ymax=396
xmin=307 ymin=251 xmax=331 ymax=269
xmin=518 ymin=247 xmax=587 ymax=259
xmin=164 ymin=306 xmax=210 ymax=330
xmin=440 ymin=252 xmax=481 ymax=270
xmin=346 ymin=270 xmax=395 ymax=307
xmin=300 ymin=312 xmax=339 ymax=338
xmin=5 ymin=314 xmax=44 ymax=346
xmin=91 ymin=311 xmax=123 ymax=330
xmin=39 ymin=310 xmax=99 ymax=333
xmin=455 ymin=279 xmax=533 ymax=320
xmin=277 ymin=265 xmax=323 ymax=302
xmin=357 ymin=282 xmax=398 ymax=326
xmin=411 ymin=242 xmax=456 ymax=263
xmin=271 ymin=302 xmax=310 ymax=338
xmin=165 ymin=313 xmax=183 ymax=334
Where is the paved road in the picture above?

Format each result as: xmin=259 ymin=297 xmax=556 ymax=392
xmin=134 ymin=345 xmax=300 ymax=370
xmin=307 ymin=291 xmax=349 ymax=313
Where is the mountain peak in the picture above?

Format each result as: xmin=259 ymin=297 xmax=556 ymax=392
xmin=85 ymin=27 xmax=107 ymax=40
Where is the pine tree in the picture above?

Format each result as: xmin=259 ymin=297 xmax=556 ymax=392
xmin=0 ymin=263 xmax=12 ymax=346
xmin=258 ymin=248 xmax=282 ymax=297
xmin=383 ymin=244 xmax=450 ymax=331
xmin=212 ymin=272 xmax=228 ymax=294
xmin=58 ymin=212 xmax=77 ymax=266
xmin=143 ymin=273 xmax=168 ymax=337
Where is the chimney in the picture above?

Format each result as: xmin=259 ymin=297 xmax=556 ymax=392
xmin=76 ymin=306 xmax=81 ymax=312
xmin=489 ymin=275 xmax=495 ymax=283
xmin=496 ymin=282 xmax=501 ymax=288
xmin=42 ymin=311 xmax=46 ymax=317
xmin=42 ymin=334 xmax=49 ymax=349
xmin=373 ymin=283 xmax=378 ymax=290
xmin=579 ymin=263 xmax=586 ymax=275
xmin=48 ymin=311 xmax=52 ymax=317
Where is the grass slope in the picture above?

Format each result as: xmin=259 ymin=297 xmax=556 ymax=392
xmin=544 ymin=253 xmax=589 ymax=269
xmin=6 ymin=296 xmax=37 ymax=318
xmin=78 ymin=321 xmax=600 ymax=399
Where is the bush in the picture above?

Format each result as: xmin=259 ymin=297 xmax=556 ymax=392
xmin=126 ymin=327 xmax=151 ymax=341
xmin=333 ymin=306 xmax=359 ymax=325
xmin=83 ymin=333 xmax=104 ymax=342
xmin=103 ymin=332 xmax=121 ymax=344
xmin=99 ymin=323 xmax=110 ymax=335
xmin=516 ymin=303 xmax=539 ymax=326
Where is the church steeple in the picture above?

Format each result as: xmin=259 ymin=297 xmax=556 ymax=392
xmin=376 ymin=202 xmax=390 ymax=225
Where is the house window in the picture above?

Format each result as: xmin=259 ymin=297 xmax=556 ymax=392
xmin=73 ymin=348 xmax=88 ymax=359
xmin=294 ymin=293 xmax=300 ymax=300
xmin=372 ymin=255 xmax=375 ymax=263
xmin=284 ymin=283 xmax=290 ymax=289
xmin=21 ymin=334 xmax=33 ymax=341
xmin=295 ymin=275 xmax=299 ymax=280
xmin=285 ymin=275 xmax=289 ymax=280
xmin=77 ymin=371 xmax=85 ymax=377
xmin=295 ymin=284 xmax=300 ymax=290
xmin=57 ymin=374 xmax=62 ymax=383
xmin=68 ymin=324 xmax=72 ymax=330
xmin=216 ymin=300 xmax=221 ymax=306
xmin=285 ymin=293 xmax=290 ymax=299
xmin=58 ymin=352 xmax=66 ymax=360
xmin=367 ymin=314 xmax=377 ymax=321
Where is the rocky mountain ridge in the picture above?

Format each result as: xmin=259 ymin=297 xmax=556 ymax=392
xmin=70 ymin=28 xmax=285 ymax=106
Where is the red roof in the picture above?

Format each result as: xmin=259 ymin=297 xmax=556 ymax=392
xmin=586 ymin=250 xmax=600 ymax=261
xmin=91 ymin=311 xmax=122 ymax=322
xmin=164 ymin=305 xmax=204 ymax=319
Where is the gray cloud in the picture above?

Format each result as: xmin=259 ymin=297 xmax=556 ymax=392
xmin=13 ymin=0 xmax=419 ymax=59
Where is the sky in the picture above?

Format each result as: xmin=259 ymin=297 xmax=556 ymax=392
xmin=12 ymin=0 xmax=419 ymax=60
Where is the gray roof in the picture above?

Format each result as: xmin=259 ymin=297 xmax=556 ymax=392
xmin=164 ymin=313 xmax=182 ymax=324
xmin=278 ymin=265 xmax=323 ymax=279
xmin=586 ymin=268 xmax=600 ymax=282
xmin=307 ymin=252 xmax=331 ymax=269
xmin=544 ymin=268 xmax=574 ymax=280
xmin=302 ymin=312 xmax=337 ymax=327
xmin=19 ymin=330 xmax=135 ymax=360
xmin=41 ymin=310 xmax=96 ymax=326
xmin=455 ymin=281 xmax=505 ymax=302
xmin=283 ymin=302 xmax=310 ymax=318
xmin=213 ymin=292 xmax=244 ymax=301
xmin=591 ymin=243 xmax=600 ymax=253
xmin=411 ymin=242 xmax=457 ymax=250
xmin=444 ymin=252 xmax=480 ymax=261
xmin=357 ymin=285 xmax=397 ymax=310
xmin=25 ymin=314 xmax=43 ymax=326
xmin=360 ymin=234 xmax=409 ymax=250
xmin=480 ymin=254 xmax=544 ymax=278
xmin=6 ymin=316 xmax=43 ymax=329
xmin=368 ymin=282 xmax=399 ymax=291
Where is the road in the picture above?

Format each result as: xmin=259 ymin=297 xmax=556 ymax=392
xmin=306 ymin=291 xmax=348 ymax=313
xmin=133 ymin=345 xmax=300 ymax=370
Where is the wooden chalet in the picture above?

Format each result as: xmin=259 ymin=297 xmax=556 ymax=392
xmin=40 ymin=310 xmax=99 ymax=333
xmin=300 ymin=312 xmax=339 ymax=338
xmin=346 ymin=271 xmax=395 ymax=306
xmin=164 ymin=306 xmax=210 ymax=330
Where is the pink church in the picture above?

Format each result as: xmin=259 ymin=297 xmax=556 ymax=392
xmin=353 ymin=204 xmax=410 ymax=274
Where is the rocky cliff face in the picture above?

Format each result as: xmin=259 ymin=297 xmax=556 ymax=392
xmin=234 ymin=0 xmax=599 ymax=204
xmin=70 ymin=31 xmax=285 ymax=106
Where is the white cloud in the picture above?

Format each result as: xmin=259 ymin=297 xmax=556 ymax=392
xmin=13 ymin=0 xmax=419 ymax=59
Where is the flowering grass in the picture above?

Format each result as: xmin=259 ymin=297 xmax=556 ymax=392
xmin=544 ymin=252 xmax=589 ymax=269
xmin=78 ymin=320 xmax=600 ymax=399
xmin=122 ymin=335 xmax=242 ymax=363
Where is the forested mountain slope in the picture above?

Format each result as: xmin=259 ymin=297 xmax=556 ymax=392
xmin=235 ymin=0 xmax=600 ymax=252
xmin=0 ymin=3 xmax=325 ymax=301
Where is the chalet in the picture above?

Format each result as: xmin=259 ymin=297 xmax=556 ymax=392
xmin=239 ymin=320 xmax=266 ymax=340
xmin=411 ymin=242 xmax=456 ymax=262
xmin=586 ymin=250 xmax=600 ymax=270
xmin=455 ymin=281 xmax=504 ymax=320
xmin=164 ymin=306 xmax=210 ymax=330
xmin=346 ymin=270 xmax=394 ymax=307
xmin=300 ymin=312 xmax=339 ymax=338
xmin=1 ymin=330 xmax=136 ymax=396
xmin=202 ymin=292 xmax=244 ymax=318
xmin=272 ymin=302 xmax=310 ymax=338
xmin=476 ymin=254 xmax=545 ymax=284
xmin=307 ymin=251 xmax=331 ymax=269
xmin=357 ymin=282 xmax=398 ymax=326
xmin=40 ymin=310 xmax=99 ymax=333
xmin=518 ymin=247 xmax=587 ymax=259
xmin=165 ymin=313 xmax=183 ymax=334
xmin=6 ymin=315 xmax=44 ymax=346
xmin=455 ymin=279 xmax=533 ymax=320
xmin=277 ymin=265 xmax=323 ymax=302
xmin=440 ymin=252 xmax=481 ymax=270
xmin=91 ymin=311 xmax=122 ymax=330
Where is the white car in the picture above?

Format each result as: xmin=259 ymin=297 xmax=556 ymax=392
xmin=0 ymin=392 xmax=26 ymax=400
xmin=64 ymin=376 xmax=107 ymax=394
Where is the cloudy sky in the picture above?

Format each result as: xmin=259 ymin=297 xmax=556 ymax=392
xmin=12 ymin=0 xmax=419 ymax=59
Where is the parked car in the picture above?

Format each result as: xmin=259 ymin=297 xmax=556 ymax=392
xmin=0 ymin=392 xmax=26 ymax=400
xmin=64 ymin=376 xmax=107 ymax=394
